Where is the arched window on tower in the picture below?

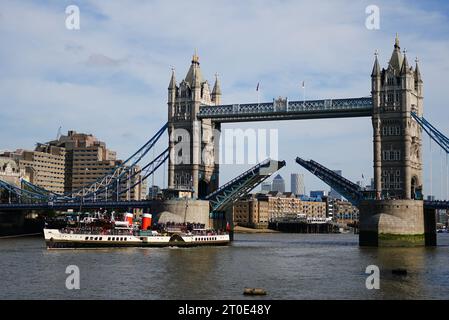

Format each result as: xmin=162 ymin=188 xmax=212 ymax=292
xmin=387 ymin=76 xmax=394 ymax=86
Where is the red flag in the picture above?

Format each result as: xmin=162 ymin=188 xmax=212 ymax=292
xmin=226 ymin=222 xmax=231 ymax=232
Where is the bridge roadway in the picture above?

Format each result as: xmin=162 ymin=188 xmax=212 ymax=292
xmin=197 ymin=97 xmax=373 ymax=122
xmin=0 ymin=200 xmax=157 ymax=211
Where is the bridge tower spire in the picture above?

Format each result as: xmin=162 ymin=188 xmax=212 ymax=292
xmin=212 ymin=73 xmax=222 ymax=105
xmin=167 ymin=52 xmax=220 ymax=198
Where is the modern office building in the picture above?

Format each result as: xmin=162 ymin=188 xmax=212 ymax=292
xmin=291 ymin=173 xmax=305 ymax=196
xmin=260 ymin=181 xmax=272 ymax=193
xmin=47 ymin=130 xmax=147 ymax=200
xmin=272 ymin=174 xmax=285 ymax=193
xmin=1 ymin=131 xmax=148 ymax=200
xmin=1 ymin=144 xmax=66 ymax=194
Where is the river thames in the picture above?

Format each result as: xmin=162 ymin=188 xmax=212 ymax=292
xmin=0 ymin=233 xmax=448 ymax=300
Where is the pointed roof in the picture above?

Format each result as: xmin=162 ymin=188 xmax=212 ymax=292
xmin=400 ymin=51 xmax=410 ymax=75
xmin=388 ymin=33 xmax=403 ymax=71
xmin=185 ymin=50 xmax=203 ymax=87
xmin=168 ymin=68 xmax=177 ymax=89
xmin=371 ymin=51 xmax=381 ymax=77
xmin=415 ymin=57 xmax=422 ymax=82
xmin=212 ymin=73 xmax=222 ymax=96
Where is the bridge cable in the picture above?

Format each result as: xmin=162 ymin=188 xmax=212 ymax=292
xmin=430 ymin=134 xmax=433 ymax=199
xmin=441 ymin=149 xmax=444 ymax=200
xmin=446 ymin=153 xmax=449 ymax=200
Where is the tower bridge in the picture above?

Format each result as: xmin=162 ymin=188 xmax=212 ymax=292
xmin=1 ymin=36 xmax=448 ymax=247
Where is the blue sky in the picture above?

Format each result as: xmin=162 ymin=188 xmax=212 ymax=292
xmin=0 ymin=0 xmax=449 ymax=199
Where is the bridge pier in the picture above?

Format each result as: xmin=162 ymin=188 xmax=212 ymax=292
xmin=359 ymin=200 xmax=428 ymax=247
xmin=424 ymin=207 xmax=437 ymax=246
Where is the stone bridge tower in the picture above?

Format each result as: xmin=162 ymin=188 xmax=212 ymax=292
xmin=361 ymin=36 xmax=427 ymax=247
xmin=167 ymin=53 xmax=221 ymax=198
xmin=371 ymin=35 xmax=424 ymax=200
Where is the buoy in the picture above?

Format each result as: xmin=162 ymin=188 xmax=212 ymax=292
xmin=392 ymin=268 xmax=407 ymax=276
xmin=243 ymin=288 xmax=267 ymax=296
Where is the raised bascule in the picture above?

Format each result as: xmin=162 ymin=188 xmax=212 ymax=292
xmin=1 ymin=36 xmax=448 ymax=247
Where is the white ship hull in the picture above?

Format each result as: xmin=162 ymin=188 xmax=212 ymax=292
xmin=44 ymin=229 xmax=230 ymax=249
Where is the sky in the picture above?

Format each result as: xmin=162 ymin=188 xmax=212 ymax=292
xmin=0 ymin=0 xmax=449 ymax=199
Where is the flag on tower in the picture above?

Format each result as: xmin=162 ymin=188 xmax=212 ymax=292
xmin=301 ymin=81 xmax=305 ymax=88
xmin=256 ymin=82 xmax=260 ymax=91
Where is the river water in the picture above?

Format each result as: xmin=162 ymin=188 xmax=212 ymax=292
xmin=0 ymin=233 xmax=448 ymax=300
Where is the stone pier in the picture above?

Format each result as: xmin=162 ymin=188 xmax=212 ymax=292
xmin=359 ymin=199 xmax=426 ymax=247
xmin=153 ymin=199 xmax=211 ymax=228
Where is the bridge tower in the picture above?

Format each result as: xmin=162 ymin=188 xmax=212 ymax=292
xmin=167 ymin=53 xmax=221 ymax=198
xmin=371 ymin=35 xmax=424 ymax=200
xmin=361 ymin=35 xmax=427 ymax=246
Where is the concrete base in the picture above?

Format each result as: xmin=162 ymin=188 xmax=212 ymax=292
xmin=359 ymin=199 xmax=426 ymax=247
xmin=153 ymin=199 xmax=211 ymax=228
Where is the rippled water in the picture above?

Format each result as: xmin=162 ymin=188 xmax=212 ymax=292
xmin=0 ymin=233 xmax=448 ymax=299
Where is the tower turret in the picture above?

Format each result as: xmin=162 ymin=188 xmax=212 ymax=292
xmin=211 ymin=73 xmax=222 ymax=105
xmin=414 ymin=57 xmax=423 ymax=98
xmin=388 ymin=33 xmax=403 ymax=72
xmin=168 ymin=68 xmax=177 ymax=102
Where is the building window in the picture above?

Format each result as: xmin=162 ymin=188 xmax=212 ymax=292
xmin=389 ymin=126 xmax=395 ymax=135
xmin=388 ymin=93 xmax=394 ymax=103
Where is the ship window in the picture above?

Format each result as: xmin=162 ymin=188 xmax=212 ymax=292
xmin=124 ymin=238 xmax=127 ymax=241
xmin=112 ymin=237 xmax=115 ymax=241
xmin=85 ymin=237 xmax=89 ymax=240
xmin=99 ymin=237 xmax=103 ymax=241
xmin=90 ymin=237 xmax=94 ymax=240
xmin=140 ymin=237 xmax=144 ymax=241
xmin=108 ymin=237 xmax=111 ymax=241
xmin=94 ymin=237 xmax=98 ymax=241
xmin=120 ymin=237 xmax=123 ymax=241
